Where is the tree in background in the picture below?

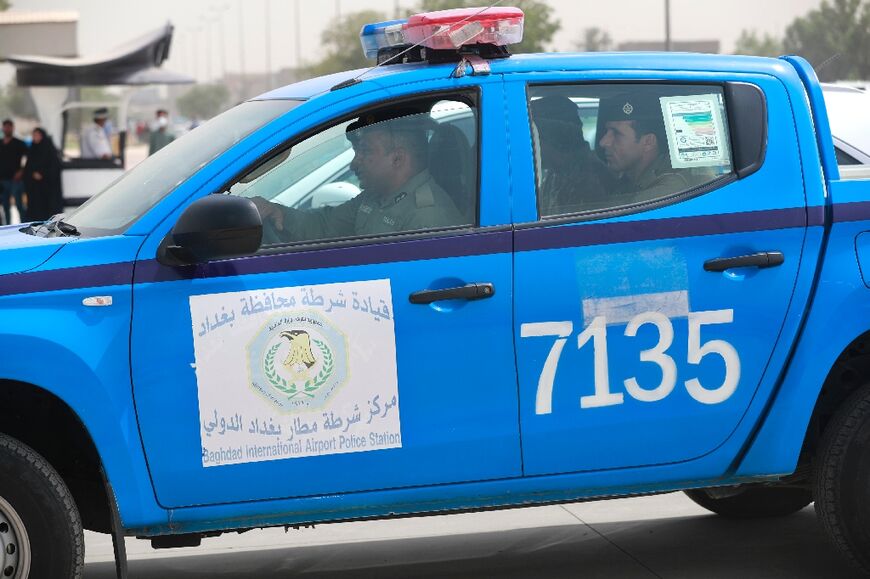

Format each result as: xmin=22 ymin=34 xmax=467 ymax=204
xmin=734 ymin=30 xmax=783 ymax=58
xmin=575 ymin=27 xmax=613 ymax=52
xmin=0 ymin=1 xmax=10 ymax=10
xmin=304 ymin=10 xmax=385 ymax=78
xmin=782 ymin=0 xmax=870 ymax=81
xmin=414 ymin=0 xmax=559 ymax=53
xmin=735 ymin=0 xmax=870 ymax=81
xmin=176 ymin=84 xmax=230 ymax=120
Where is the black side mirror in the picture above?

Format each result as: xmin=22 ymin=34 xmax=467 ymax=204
xmin=160 ymin=195 xmax=263 ymax=265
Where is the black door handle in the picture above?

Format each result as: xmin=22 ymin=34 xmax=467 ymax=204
xmin=409 ymin=283 xmax=495 ymax=304
xmin=704 ymin=251 xmax=785 ymax=272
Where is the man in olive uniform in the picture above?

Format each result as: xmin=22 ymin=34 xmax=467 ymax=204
xmin=597 ymin=94 xmax=687 ymax=200
xmin=252 ymin=110 xmax=462 ymax=242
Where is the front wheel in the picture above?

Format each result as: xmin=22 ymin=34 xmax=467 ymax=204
xmin=684 ymin=485 xmax=812 ymax=519
xmin=0 ymin=434 xmax=84 ymax=578
xmin=815 ymin=384 xmax=870 ymax=574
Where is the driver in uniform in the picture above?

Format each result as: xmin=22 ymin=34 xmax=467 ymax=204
xmin=251 ymin=110 xmax=462 ymax=242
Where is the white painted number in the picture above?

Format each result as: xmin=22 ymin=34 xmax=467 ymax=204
xmin=685 ymin=310 xmax=741 ymax=404
xmin=520 ymin=321 xmax=573 ymax=415
xmin=521 ymin=309 xmax=739 ymax=413
xmin=578 ymin=316 xmax=624 ymax=409
xmin=623 ymin=311 xmax=677 ymax=403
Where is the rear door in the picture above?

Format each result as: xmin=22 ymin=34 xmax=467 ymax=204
xmin=509 ymin=75 xmax=808 ymax=476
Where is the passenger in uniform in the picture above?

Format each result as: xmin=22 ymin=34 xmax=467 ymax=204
xmin=597 ymin=94 xmax=687 ymax=200
xmin=252 ymin=110 xmax=462 ymax=242
xmin=530 ymin=96 xmax=615 ymax=214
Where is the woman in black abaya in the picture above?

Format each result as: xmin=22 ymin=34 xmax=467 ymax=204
xmin=24 ymin=127 xmax=63 ymax=222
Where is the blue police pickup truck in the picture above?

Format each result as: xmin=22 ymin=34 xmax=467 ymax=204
xmin=3 ymin=7 xmax=870 ymax=578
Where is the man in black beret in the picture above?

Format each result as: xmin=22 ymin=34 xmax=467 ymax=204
xmin=598 ymin=93 xmax=686 ymax=199
xmin=252 ymin=108 xmax=462 ymax=242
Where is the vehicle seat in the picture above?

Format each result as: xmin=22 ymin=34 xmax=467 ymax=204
xmin=429 ymin=124 xmax=475 ymax=223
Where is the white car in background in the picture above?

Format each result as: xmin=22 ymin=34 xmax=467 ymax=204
xmin=823 ymin=84 xmax=870 ymax=167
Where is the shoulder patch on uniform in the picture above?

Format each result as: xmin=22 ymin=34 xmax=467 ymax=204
xmin=415 ymin=184 xmax=435 ymax=208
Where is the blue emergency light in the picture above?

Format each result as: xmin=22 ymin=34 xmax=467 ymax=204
xmin=359 ymin=8 xmax=525 ymax=66
xmin=360 ymin=19 xmax=409 ymax=60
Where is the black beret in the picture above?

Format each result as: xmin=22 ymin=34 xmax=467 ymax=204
xmin=531 ymin=96 xmax=582 ymax=126
xmin=598 ymin=93 xmax=663 ymax=124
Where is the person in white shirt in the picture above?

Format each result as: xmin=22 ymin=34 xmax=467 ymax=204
xmin=81 ymin=108 xmax=113 ymax=160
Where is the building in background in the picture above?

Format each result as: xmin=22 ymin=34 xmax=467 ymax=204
xmin=0 ymin=11 xmax=78 ymax=60
xmin=618 ymin=40 xmax=720 ymax=53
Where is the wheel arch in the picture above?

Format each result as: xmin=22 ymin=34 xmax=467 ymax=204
xmin=0 ymin=330 xmax=166 ymax=531
xmin=0 ymin=379 xmax=111 ymax=532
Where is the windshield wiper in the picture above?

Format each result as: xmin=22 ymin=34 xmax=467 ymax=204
xmin=31 ymin=214 xmax=79 ymax=238
xmin=50 ymin=219 xmax=79 ymax=237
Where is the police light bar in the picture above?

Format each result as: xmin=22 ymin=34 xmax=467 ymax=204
xmin=403 ymin=7 xmax=524 ymax=51
xmin=360 ymin=19 xmax=409 ymax=60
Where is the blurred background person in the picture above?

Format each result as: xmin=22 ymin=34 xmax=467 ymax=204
xmin=149 ymin=109 xmax=175 ymax=155
xmin=24 ymin=128 xmax=63 ymax=222
xmin=81 ymin=108 xmax=113 ymax=160
xmin=0 ymin=118 xmax=27 ymax=225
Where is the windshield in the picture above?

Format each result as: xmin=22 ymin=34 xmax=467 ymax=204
xmin=64 ymin=99 xmax=301 ymax=235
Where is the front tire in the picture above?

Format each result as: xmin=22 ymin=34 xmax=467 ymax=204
xmin=815 ymin=384 xmax=870 ymax=574
xmin=0 ymin=434 xmax=84 ymax=578
xmin=684 ymin=486 xmax=812 ymax=519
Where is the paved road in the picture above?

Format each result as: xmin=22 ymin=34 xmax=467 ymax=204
xmin=82 ymin=493 xmax=863 ymax=578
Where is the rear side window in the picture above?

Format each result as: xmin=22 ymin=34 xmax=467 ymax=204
xmin=528 ymin=84 xmax=734 ymax=218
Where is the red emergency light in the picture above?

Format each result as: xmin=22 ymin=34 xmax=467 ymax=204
xmin=403 ymin=7 xmax=525 ymax=51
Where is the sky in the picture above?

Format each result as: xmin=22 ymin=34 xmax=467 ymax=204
xmin=4 ymin=0 xmax=824 ymax=84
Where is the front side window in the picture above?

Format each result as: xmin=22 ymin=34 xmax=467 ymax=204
xmin=226 ymin=96 xmax=477 ymax=247
xmin=529 ymin=84 xmax=734 ymax=218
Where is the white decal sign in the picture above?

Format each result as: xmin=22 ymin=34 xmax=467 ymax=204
xmin=660 ymin=94 xmax=731 ymax=169
xmin=190 ymin=279 xmax=401 ymax=467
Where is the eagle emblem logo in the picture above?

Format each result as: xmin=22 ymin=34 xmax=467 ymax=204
xmin=248 ymin=313 xmax=348 ymax=411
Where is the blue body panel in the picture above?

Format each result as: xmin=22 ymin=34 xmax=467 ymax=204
xmin=0 ymin=51 xmax=857 ymax=535
xmin=0 ymin=225 xmax=67 ymax=275
xmin=0 ymin=235 xmax=167 ymax=528
xmin=737 ymin=182 xmax=870 ymax=476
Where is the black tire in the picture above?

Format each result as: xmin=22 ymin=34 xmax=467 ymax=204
xmin=815 ymin=383 xmax=870 ymax=574
xmin=684 ymin=486 xmax=812 ymax=519
xmin=0 ymin=433 xmax=84 ymax=578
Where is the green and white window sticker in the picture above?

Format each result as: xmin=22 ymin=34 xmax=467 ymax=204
xmin=660 ymin=93 xmax=731 ymax=169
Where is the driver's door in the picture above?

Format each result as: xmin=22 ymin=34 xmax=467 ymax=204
xmin=130 ymin=83 xmax=522 ymax=508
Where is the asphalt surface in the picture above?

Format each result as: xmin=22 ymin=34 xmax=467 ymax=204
xmin=82 ymin=492 xmax=864 ymax=578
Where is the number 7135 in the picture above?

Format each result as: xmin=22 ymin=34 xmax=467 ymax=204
xmin=520 ymin=309 xmax=740 ymax=415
